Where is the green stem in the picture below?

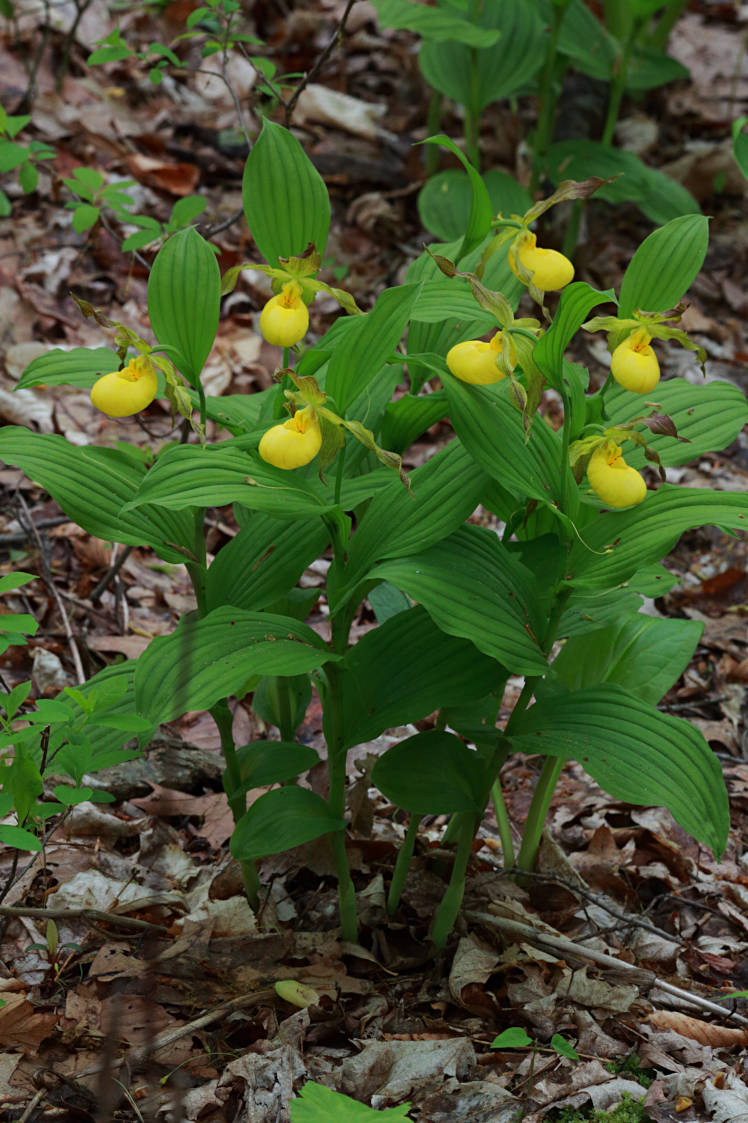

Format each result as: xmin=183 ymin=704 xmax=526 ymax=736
xmin=196 ymin=381 xmax=208 ymax=433
xmin=561 ymin=200 xmax=582 ymax=262
xmin=334 ymin=443 xmax=346 ymax=508
xmin=491 ymin=781 xmax=515 ymax=866
xmin=425 ymin=91 xmax=443 ymax=176
xmin=648 ymin=0 xmax=688 ymax=50
xmin=531 ymin=0 xmax=568 ymax=193
xmin=431 ymin=815 xmax=477 ymax=949
xmin=601 ymin=22 xmax=638 ymax=148
xmin=324 ymin=663 xmax=359 ymax=942
xmin=465 ymin=50 xmax=481 ymax=171
xmin=387 ymin=813 xmax=421 ymax=916
xmin=515 ymin=756 xmax=564 ymax=872
xmin=283 ymin=346 xmax=290 ymax=370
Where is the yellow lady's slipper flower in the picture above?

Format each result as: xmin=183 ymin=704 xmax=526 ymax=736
xmin=509 ymin=233 xmax=574 ymax=292
xmin=446 ymin=333 xmax=505 ymax=385
xmin=587 ymin=441 xmax=646 ymax=508
xmin=610 ymin=328 xmax=660 ymax=394
xmin=258 ymin=407 xmax=322 ymax=470
xmin=90 ymin=355 xmax=158 ymax=418
xmin=259 ymin=280 xmax=309 ymax=347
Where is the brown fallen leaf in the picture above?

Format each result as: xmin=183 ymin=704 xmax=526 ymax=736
xmin=125 ymin=153 xmax=200 ymax=195
xmin=0 ymin=993 xmax=57 ymax=1052
xmin=647 ymin=1010 xmax=748 ymax=1048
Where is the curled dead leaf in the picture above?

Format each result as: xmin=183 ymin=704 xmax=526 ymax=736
xmin=647 ymin=1009 xmax=748 ymax=1048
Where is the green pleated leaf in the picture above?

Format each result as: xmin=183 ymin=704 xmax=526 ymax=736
xmin=0 ymin=427 xmax=194 ymax=564
xmin=418 ymin=168 xmax=531 ymax=243
xmin=335 ymin=439 xmax=487 ymax=605
xmin=533 ymin=282 xmax=615 ymax=390
xmin=135 ymin=606 xmax=338 ymax=723
xmin=242 ymin=118 xmax=330 ymax=265
xmin=372 ymin=730 xmax=487 ymax=814
xmin=373 ymin=0 xmax=500 ymax=46
xmin=418 ymin=0 xmax=546 ymax=111
xmin=605 ymin=377 xmax=748 ymax=466
xmin=206 ymin=515 xmax=329 ymax=612
xmin=618 ymin=215 xmax=709 ymax=316
xmin=371 ymin=525 xmax=548 ymax=674
xmin=64 ymin=660 xmax=152 ymax=762
xmin=378 ymin=390 xmax=448 ymax=454
xmin=230 ymin=786 xmax=344 ymax=861
xmin=148 ymin=228 xmax=220 ymax=381
xmin=442 ymin=372 xmax=562 ymax=505
xmin=325 ymin=284 xmax=418 ymax=414
xmin=128 ymin=441 xmax=335 ymax=519
xmin=16 ymin=347 xmax=119 ymax=389
xmin=229 ymin=740 xmax=319 ymax=798
xmin=567 ymin=485 xmax=748 ymax=590
xmin=337 ymin=605 xmax=503 ymax=751
xmin=552 ymin=613 xmax=703 ymax=706
xmin=510 ymin=684 xmax=729 ymax=857
xmin=421 ymin=135 xmax=492 ymax=258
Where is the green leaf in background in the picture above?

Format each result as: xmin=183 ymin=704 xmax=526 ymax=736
xmin=242 ymin=118 xmax=330 ymax=265
xmin=551 ymin=1034 xmax=580 ymax=1060
xmin=442 ymin=371 xmax=562 ymax=506
xmin=372 ymin=731 xmax=487 ymax=814
xmin=732 ymin=116 xmax=748 ymax=179
xmin=227 ymin=741 xmax=319 ymax=798
xmin=72 ymin=203 xmax=100 ymax=233
xmin=290 ymin=1080 xmax=411 ymax=1121
xmin=134 ymin=607 xmax=338 ymax=723
xmin=567 ymin=486 xmax=748 ymax=590
xmin=16 ymin=347 xmax=119 ymax=390
xmin=491 ymin=1027 xmax=533 ymax=1049
xmin=418 ymin=167 xmax=532 ymax=242
xmin=371 ymin=525 xmax=548 ymax=674
xmin=0 ymin=824 xmax=42 ymax=851
xmin=509 ymin=684 xmax=729 ymax=857
xmin=373 ymin=0 xmax=500 ymax=46
xmin=420 ymin=135 xmax=491 ymax=257
xmin=618 ymin=214 xmax=710 ymax=316
xmin=230 ymin=787 xmax=345 ymax=861
xmin=337 ymin=605 xmax=501 ymax=750
xmin=552 ymin=614 xmax=703 ymax=706
xmin=419 ymin=0 xmax=547 ymax=112
xmin=325 ymin=284 xmax=418 ymax=414
xmin=533 ymin=282 xmax=615 ymax=391
xmin=0 ymin=428 xmax=194 ymax=564
xmin=378 ymin=390 xmax=447 ymax=453
xmin=545 ymin=141 xmax=699 ymax=226
xmin=605 ymin=378 xmax=748 ymax=468
xmin=147 ymin=227 xmax=220 ymax=382
xmin=205 ymin=515 xmax=329 ymax=612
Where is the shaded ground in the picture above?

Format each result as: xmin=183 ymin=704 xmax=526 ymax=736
xmin=1 ymin=1 xmax=748 ymax=1119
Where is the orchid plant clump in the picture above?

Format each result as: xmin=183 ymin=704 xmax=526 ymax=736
xmin=3 ymin=119 xmax=747 ymax=951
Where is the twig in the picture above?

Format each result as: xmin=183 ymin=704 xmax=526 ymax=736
xmin=14 ymin=492 xmax=86 ymax=685
xmin=89 ymin=543 xmax=133 ymax=604
xmin=466 ymin=910 xmax=748 ymax=1029
xmin=0 ymin=905 xmax=166 ymax=933
xmin=284 ymin=0 xmax=358 ymax=126
xmin=201 ymin=206 xmax=244 ymax=239
xmin=17 ymin=1089 xmax=45 ymax=1123
xmin=0 ymin=515 xmax=71 ymax=549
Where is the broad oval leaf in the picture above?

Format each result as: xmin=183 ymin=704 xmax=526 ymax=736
xmin=421 ymin=135 xmax=492 ymax=258
xmin=533 ymin=282 xmax=615 ymax=390
xmin=229 ymin=740 xmax=319 ymax=798
xmin=373 ymin=0 xmax=500 ymax=46
xmin=0 ymin=427 xmax=194 ymax=564
xmin=372 ymin=730 xmax=487 ymax=814
xmin=134 ymin=606 xmax=338 ymax=723
xmin=16 ymin=347 xmax=119 ymax=389
xmin=510 ymin=684 xmax=729 ymax=857
xmin=230 ymin=786 xmax=344 ymax=861
xmin=0 ymin=824 xmax=42 ymax=851
xmin=418 ymin=168 xmax=532 ymax=243
xmin=242 ymin=119 xmax=330 ymax=265
xmin=618 ymin=214 xmax=709 ymax=317
xmin=370 ymin=525 xmax=548 ymax=675
xmin=148 ymin=227 xmax=221 ymax=382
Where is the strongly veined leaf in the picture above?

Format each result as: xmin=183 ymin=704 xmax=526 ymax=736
xmin=230 ymin=740 xmax=319 ymax=795
xmin=567 ymin=485 xmax=748 ymax=590
xmin=618 ymin=214 xmax=709 ymax=317
xmin=552 ymin=614 xmax=703 ymax=705
xmin=372 ymin=730 xmax=487 ymax=814
xmin=242 ymin=119 xmax=330 ymax=265
xmin=134 ymin=607 xmax=338 ymax=722
xmin=206 ymin=516 xmax=329 ymax=612
xmin=290 ymin=1080 xmax=411 ymax=1121
xmin=419 ymin=0 xmax=546 ymax=111
xmin=533 ymin=282 xmax=615 ymax=390
xmin=337 ymin=605 xmax=503 ymax=750
xmin=559 ymin=586 xmax=644 ymax=638
xmin=148 ymin=227 xmax=221 ymax=381
xmin=0 ymin=428 xmax=194 ymax=564
xmin=16 ymin=347 xmax=120 ymax=390
xmin=421 ymin=135 xmax=492 ymax=258
xmin=510 ymin=684 xmax=729 ymax=856
xmin=373 ymin=0 xmax=500 ymax=45
xmin=378 ymin=390 xmax=447 ymax=453
xmin=371 ymin=525 xmax=548 ymax=674
xmin=605 ymin=377 xmax=748 ymax=466
xmin=325 ymin=284 xmax=418 ymax=414
xmin=230 ymin=787 xmax=344 ymax=861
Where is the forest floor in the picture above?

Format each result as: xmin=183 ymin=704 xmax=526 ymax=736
xmin=1 ymin=1 xmax=748 ymax=1120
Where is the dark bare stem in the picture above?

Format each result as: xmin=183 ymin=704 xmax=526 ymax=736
xmin=284 ymin=0 xmax=358 ymax=126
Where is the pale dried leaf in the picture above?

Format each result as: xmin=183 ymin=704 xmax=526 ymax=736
xmin=647 ymin=1010 xmax=748 ymax=1048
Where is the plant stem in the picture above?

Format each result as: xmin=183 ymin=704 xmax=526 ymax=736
xmin=431 ymin=815 xmax=477 ymax=949
xmin=323 ymin=664 xmax=359 ymax=942
xmin=515 ymin=756 xmax=564 ymax=872
xmin=531 ymin=0 xmax=568 ymax=194
xmin=491 ymin=781 xmax=515 ymax=866
xmin=601 ymin=22 xmax=638 ymax=148
xmin=425 ymin=91 xmax=443 ymax=175
xmin=334 ymin=443 xmax=346 ymax=507
xmin=648 ymin=0 xmax=688 ymax=50
xmin=465 ymin=48 xmax=481 ymax=171
xmin=387 ymin=813 xmax=421 ymax=916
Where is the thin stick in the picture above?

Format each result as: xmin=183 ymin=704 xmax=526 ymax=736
xmin=0 ymin=905 xmax=166 ymax=933
xmin=284 ymin=0 xmax=358 ymax=126
xmin=89 ymin=543 xmax=133 ymax=603
xmin=466 ymin=910 xmax=748 ymax=1029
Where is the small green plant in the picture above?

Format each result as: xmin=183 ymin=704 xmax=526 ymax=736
xmin=551 ymin=1092 xmax=652 ymax=1123
xmin=289 ymin=1081 xmax=411 ymax=1120
xmin=605 ymin=1053 xmax=654 ymax=1089
xmin=0 ymin=105 xmax=55 ymax=215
